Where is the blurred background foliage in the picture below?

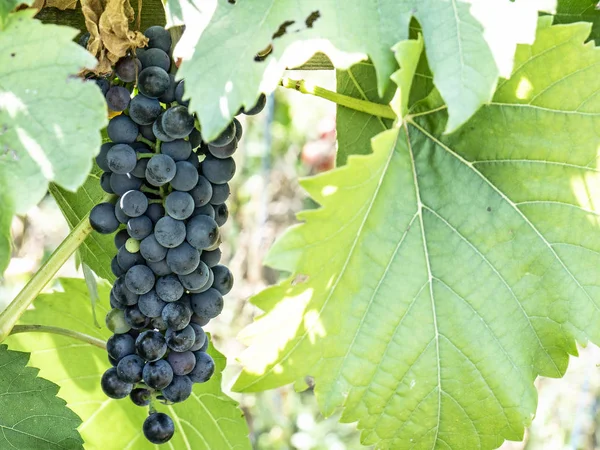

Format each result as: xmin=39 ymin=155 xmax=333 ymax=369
xmin=1 ymin=69 xmax=599 ymax=450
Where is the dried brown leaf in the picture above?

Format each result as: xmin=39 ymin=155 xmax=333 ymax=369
xmin=31 ymin=0 xmax=45 ymax=9
xmin=82 ymin=0 xmax=147 ymax=75
xmin=46 ymin=0 xmax=78 ymax=9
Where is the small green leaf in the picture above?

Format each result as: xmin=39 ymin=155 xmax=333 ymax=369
xmin=6 ymin=278 xmax=251 ymax=449
xmin=234 ymin=20 xmax=600 ymax=449
xmin=0 ymin=11 xmax=107 ymax=275
xmin=0 ymin=344 xmax=83 ymax=449
xmin=390 ymin=36 xmax=423 ymax=118
xmin=49 ymin=171 xmax=115 ymax=282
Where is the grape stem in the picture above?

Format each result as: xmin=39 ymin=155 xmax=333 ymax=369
xmin=279 ymin=77 xmax=396 ymax=119
xmin=141 ymin=186 xmax=161 ymax=195
xmin=9 ymin=325 xmax=106 ymax=349
xmin=137 ymin=152 xmax=154 ymax=159
xmin=0 ymin=193 xmax=116 ymax=343
xmin=137 ymin=136 xmax=157 ymax=149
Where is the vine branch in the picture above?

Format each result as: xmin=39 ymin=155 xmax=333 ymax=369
xmin=0 ymin=193 xmax=116 ymax=343
xmin=280 ymin=77 xmax=396 ymax=119
xmin=10 ymin=325 xmax=106 ymax=350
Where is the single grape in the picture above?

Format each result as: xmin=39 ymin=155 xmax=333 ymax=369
xmin=192 ymin=203 xmax=215 ymax=219
xmin=95 ymin=142 xmax=113 ymax=172
xmin=154 ymin=216 xmax=186 ymax=248
xmin=189 ymin=323 xmax=207 ymax=351
xmin=188 ymin=152 xmax=201 ymax=167
xmin=120 ymin=190 xmax=148 ymax=217
xmin=138 ymin=290 xmax=166 ymax=318
xmin=101 ymin=367 xmax=133 ymax=399
xmin=130 ymin=387 xmax=152 ymax=407
xmin=188 ymin=269 xmax=213 ymax=294
xmin=178 ymin=261 xmax=210 ymax=291
xmin=90 ymin=202 xmax=120 ymax=234
xmin=100 ymin=172 xmax=113 ymax=194
xmin=166 ymin=242 xmax=200 ymax=275
xmin=95 ymin=77 xmax=110 ymax=96
xmin=138 ymin=47 xmax=171 ymax=71
xmin=117 ymin=245 xmax=145 ymax=271
xmin=201 ymin=156 xmax=236 ymax=184
xmin=204 ymin=235 xmax=221 ymax=252
xmin=190 ymin=176 xmax=213 ymax=207
xmin=115 ymin=56 xmax=141 ymax=82
xmin=161 ymin=105 xmax=194 ymax=139
xmin=147 ymin=258 xmax=172 ymax=277
xmin=111 ymin=276 xmax=139 ymax=306
xmin=127 ymin=215 xmax=153 ymax=240
xmin=125 ymin=265 xmax=155 ymax=295
xmin=145 ymin=203 xmax=165 ymax=224
xmin=162 ymin=375 xmax=193 ymax=403
xmin=107 ymin=114 xmax=139 ymax=144
xmin=156 ymin=274 xmax=184 ymax=302
xmin=114 ymin=229 xmax=129 ymax=248
xmin=165 ymin=191 xmax=195 ymax=220
xmin=143 ymin=412 xmax=174 ymax=444
xmin=167 ymin=350 xmax=196 ymax=375
xmin=129 ymin=94 xmax=162 ymax=125
xmin=125 ymin=237 xmax=140 ymax=253
xmin=124 ymin=305 xmax=150 ymax=329
xmin=152 ymin=115 xmax=175 ymax=142
xmin=209 ymin=183 xmax=230 ymax=205
xmin=140 ymin=234 xmax=168 ymax=262
xmin=144 ymin=26 xmax=172 ymax=52
xmin=169 ymin=161 xmax=199 ymax=191
xmin=233 ymin=117 xmax=243 ymax=140
xmin=114 ymin=202 xmax=129 ymax=224
xmin=186 ymin=215 xmax=219 ymax=251
xmin=165 ymin=325 xmax=195 ymax=352
xmin=198 ymin=333 xmax=209 ymax=352
xmin=189 ymin=128 xmax=202 ymax=149
xmin=146 ymin=154 xmax=176 ymax=186
xmin=151 ymin=315 xmax=167 ymax=331
xmin=139 ymin=123 xmax=156 ymax=142
xmin=110 ymin=291 xmax=127 ymax=310
xmin=142 ymin=360 xmax=173 ymax=390
xmin=191 ymin=288 xmax=223 ymax=319
xmin=130 ymin=158 xmax=149 ymax=178
xmin=111 ymin=256 xmax=126 ymax=277
xmin=107 ymin=333 xmax=135 ymax=362
xmin=212 ymin=265 xmax=233 ymax=295
xmin=106 ymin=86 xmax=131 ymax=112
xmin=105 ymin=308 xmax=131 ymax=334
xmin=159 ymin=74 xmax=177 ymax=103
xmin=209 ymin=121 xmax=236 ymax=147
xmin=110 ymin=173 xmax=143 ymax=196
xmin=215 ymin=203 xmax=229 ymax=227
xmin=138 ymin=66 xmax=170 ymax=99
xmin=189 ymin=351 xmax=215 ymax=383
xmin=135 ymin=330 xmax=167 ymax=361
xmin=174 ymin=80 xmax=189 ymax=107
xmin=162 ymin=300 xmax=192 ymax=331
xmin=117 ymin=354 xmax=145 ymax=383
xmin=244 ymin=93 xmax=266 ymax=115
xmin=161 ymin=139 xmax=192 ymax=161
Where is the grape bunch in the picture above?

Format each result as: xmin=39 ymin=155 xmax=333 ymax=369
xmin=87 ymin=25 xmax=265 ymax=445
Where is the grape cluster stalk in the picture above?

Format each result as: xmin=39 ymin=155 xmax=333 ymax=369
xmin=87 ymin=25 xmax=265 ymax=445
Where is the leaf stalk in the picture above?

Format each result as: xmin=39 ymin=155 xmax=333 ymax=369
xmin=9 ymin=325 xmax=106 ymax=349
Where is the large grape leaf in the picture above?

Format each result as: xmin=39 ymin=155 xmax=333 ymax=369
xmin=6 ymin=278 xmax=251 ymax=450
xmin=233 ymin=19 xmax=600 ymax=449
xmin=175 ymin=0 xmax=555 ymax=141
xmin=0 ymin=344 xmax=83 ymax=449
xmin=554 ymin=0 xmax=600 ymax=42
xmin=48 ymin=166 xmax=116 ymax=282
xmin=0 ymin=10 xmax=107 ymax=274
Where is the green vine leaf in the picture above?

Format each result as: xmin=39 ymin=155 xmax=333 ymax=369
xmin=48 ymin=166 xmax=115 ymax=282
xmin=0 ymin=344 xmax=83 ymax=449
xmin=234 ymin=19 xmax=600 ymax=449
xmin=174 ymin=0 xmax=553 ymax=140
xmin=5 ymin=278 xmax=251 ymax=449
xmin=0 ymin=10 xmax=107 ymax=274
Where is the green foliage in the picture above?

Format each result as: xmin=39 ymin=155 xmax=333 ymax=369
xmin=234 ymin=19 xmax=600 ymax=449
xmin=0 ymin=344 xmax=83 ymax=449
xmin=554 ymin=0 xmax=600 ymax=42
xmin=176 ymin=0 xmax=553 ymax=141
xmin=49 ymin=168 xmax=115 ymax=282
xmin=0 ymin=10 xmax=107 ymax=274
xmin=0 ymin=0 xmax=31 ymax=26
xmin=5 ymin=278 xmax=251 ymax=449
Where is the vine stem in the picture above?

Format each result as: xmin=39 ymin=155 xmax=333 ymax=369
xmin=9 ymin=325 xmax=106 ymax=350
xmin=280 ymin=77 xmax=397 ymax=119
xmin=0 ymin=193 xmax=116 ymax=343
xmin=136 ymin=136 xmax=156 ymax=149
